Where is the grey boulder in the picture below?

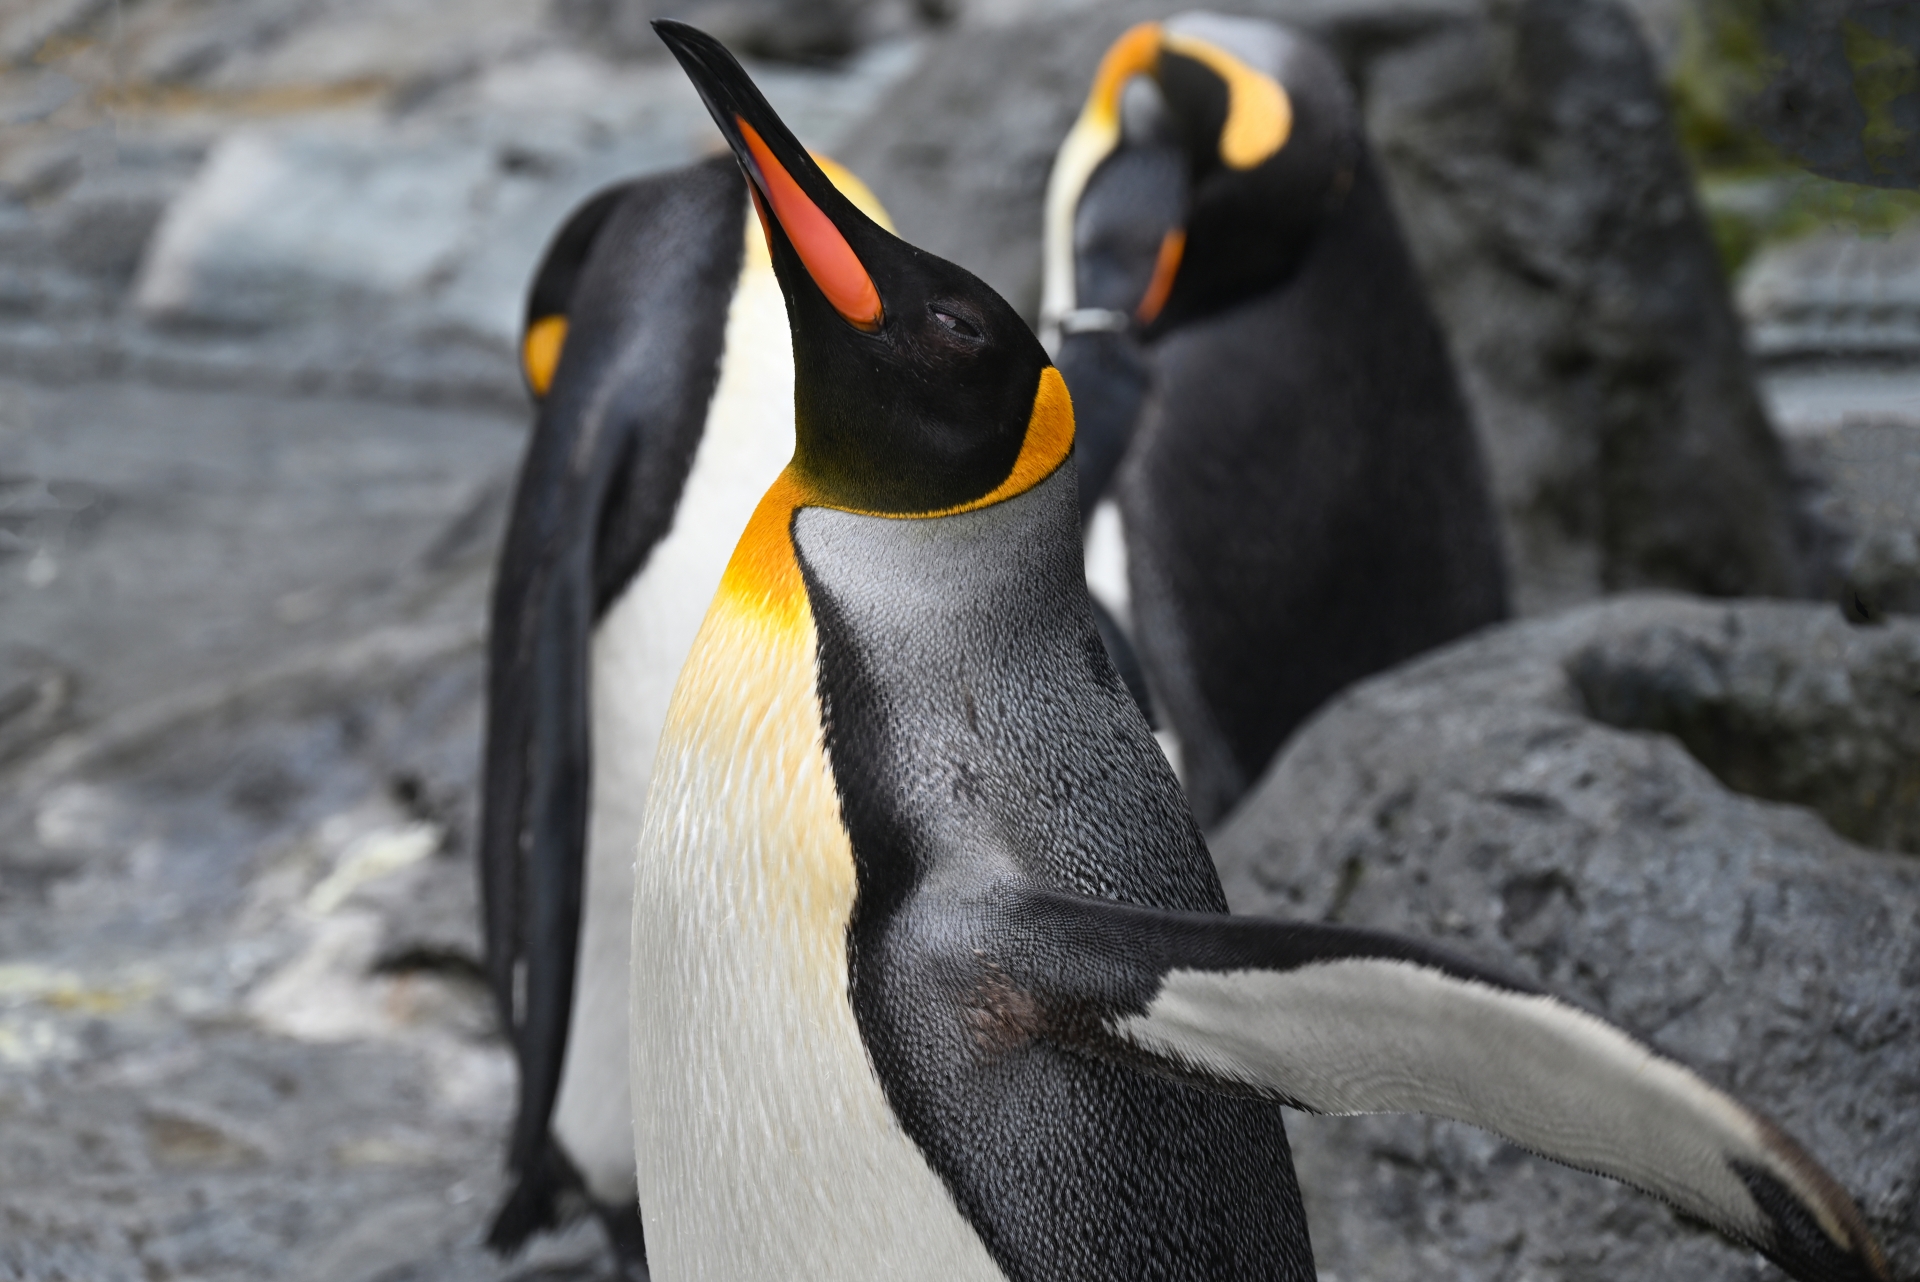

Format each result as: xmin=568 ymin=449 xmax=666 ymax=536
xmin=1363 ymin=0 xmax=1815 ymax=610
xmin=1213 ymin=593 xmax=1920 ymax=1282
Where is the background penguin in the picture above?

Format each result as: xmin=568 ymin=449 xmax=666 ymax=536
xmin=635 ymin=23 xmax=1888 ymax=1282
xmin=1044 ymin=14 xmax=1511 ymax=828
xmin=478 ymin=149 xmax=892 ymax=1274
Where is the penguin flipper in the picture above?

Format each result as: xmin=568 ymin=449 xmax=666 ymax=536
xmin=986 ymin=887 xmax=1887 ymax=1282
xmin=481 ymin=534 xmax=595 ymax=1249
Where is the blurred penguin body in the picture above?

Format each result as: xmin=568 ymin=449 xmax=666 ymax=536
xmin=628 ymin=23 xmax=1889 ymax=1282
xmin=480 ymin=153 xmax=889 ymax=1270
xmin=1046 ymin=15 xmax=1509 ymax=826
xmin=1121 ymin=143 xmax=1509 ymax=825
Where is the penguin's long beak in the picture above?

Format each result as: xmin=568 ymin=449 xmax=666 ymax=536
xmin=654 ymin=19 xmax=885 ymax=332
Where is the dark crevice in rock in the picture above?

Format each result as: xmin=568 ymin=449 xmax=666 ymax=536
xmin=1568 ymin=617 xmax=1920 ymax=854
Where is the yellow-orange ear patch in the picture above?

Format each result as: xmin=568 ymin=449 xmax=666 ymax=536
xmin=738 ymin=119 xmax=883 ymax=332
xmin=1164 ymin=33 xmax=1293 ymax=169
xmin=523 ymin=314 xmax=568 ymax=397
xmin=1089 ymin=22 xmax=1165 ymax=125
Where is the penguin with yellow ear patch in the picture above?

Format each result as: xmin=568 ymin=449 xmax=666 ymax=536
xmin=633 ymin=21 xmax=1889 ymax=1282
xmin=480 ymin=150 xmax=891 ymax=1274
xmin=1047 ymin=15 xmax=1510 ymax=827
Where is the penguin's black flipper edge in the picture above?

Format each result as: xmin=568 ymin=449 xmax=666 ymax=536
xmin=989 ymin=888 xmax=1889 ymax=1282
xmin=481 ymin=542 xmax=594 ymax=1249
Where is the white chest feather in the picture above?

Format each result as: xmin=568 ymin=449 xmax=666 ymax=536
xmin=553 ymin=258 xmax=799 ymax=1200
xmin=629 ymin=582 xmax=1006 ymax=1281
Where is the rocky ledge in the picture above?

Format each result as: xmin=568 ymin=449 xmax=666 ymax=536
xmin=1216 ymin=594 xmax=1920 ymax=1282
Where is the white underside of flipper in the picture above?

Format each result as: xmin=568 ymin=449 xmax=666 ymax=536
xmin=1113 ymin=958 xmax=1824 ymax=1253
xmin=551 ymin=250 xmax=796 ymax=1207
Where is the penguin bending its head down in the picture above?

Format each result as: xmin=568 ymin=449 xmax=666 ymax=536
xmin=633 ymin=21 xmax=1887 ymax=1282
xmin=1045 ymin=15 xmax=1511 ymax=827
xmin=479 ymin=150 xmax=891 ymax=1273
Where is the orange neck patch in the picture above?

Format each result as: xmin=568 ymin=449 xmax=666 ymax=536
xmin=718 ymin=469 xmax=813 ymax=630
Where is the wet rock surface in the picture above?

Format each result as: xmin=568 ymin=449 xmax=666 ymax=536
xmin=1213 ymin=594 xmax=1920 ymax=1282
xmin=1764 ymin=369 xmax=1920 ymax=623
xmin=0 ymin=377 xmax=629 ymax=1281
xmin=0 ymin=0 xmax=919 ymax=407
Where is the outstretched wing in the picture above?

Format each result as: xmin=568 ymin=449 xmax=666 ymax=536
xmin=479 ymin=155 xmax=748 ymax=1250
xmin=976 ymin=886 xmax=1887 ymax=1282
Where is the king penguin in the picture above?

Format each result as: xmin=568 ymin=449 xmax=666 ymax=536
xmin=1044 ymin=15 xmax=1511 ymax=827
xmin=479 ymin=149 xmax=893 ymax=1273
xmin=631 ymin=21 xmax=1889 ymax=1282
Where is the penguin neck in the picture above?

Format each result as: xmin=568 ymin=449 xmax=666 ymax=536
xmin=793 ymin=465 xmax=1219 ymax=912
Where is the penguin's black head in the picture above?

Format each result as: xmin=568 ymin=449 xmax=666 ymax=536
xmin=1042 ymin=14 xmax=1360 ymax=342
xmin=658 ymin=20 xmax=1069 ymax=518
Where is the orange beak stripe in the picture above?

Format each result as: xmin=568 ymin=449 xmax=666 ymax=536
xmin=1135 ymin=227 xmax=1186 ymax=324
xmin=738 ymin=118 xmax=883 ymax=332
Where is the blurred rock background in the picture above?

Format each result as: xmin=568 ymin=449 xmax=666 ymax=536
xmin=0 ymin=0 xmax=1914 ymax=1279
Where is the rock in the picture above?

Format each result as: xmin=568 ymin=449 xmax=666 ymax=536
xmin=0 ymin=377 xmax=522 ymax=724
xmin=1738 ymin=224 xmax=1920 ymax=361
xmin=0 ymin=579 xmax=545 ymax=1282
xmin=1566 ymin=600 xmax=1920 ymax=852
xmin=0 ymin=371 xmax=623 ymax=1278
xmin=1366 ymin=0 xmax=1815 ymax=610
xmin=0 ymin=0 xmax=108 ymax=67
xmin=0 ymin=0 xmax=923 ymax=406
xmin=1212 ymin=593 xmax=1920 ymax=1282
xmin=558 ymin=0 xmax=884 ymax=62
xmin=74 ymin=0 xmax=550 ymax=99
xmin=50 ymin=170 xmax=181 ymax=287
xmin=1744 ymin=0 xmax=1920 ymax=192
xmin=839 ymin=0 xmax=1814 ymax=614
xmin=1757 ymin=371 xmax=1920 ymax=621
xmin=0 ymin=646 xmax=72 ymax=766
xmin=134 ymin=128 xmax=497 ymax=332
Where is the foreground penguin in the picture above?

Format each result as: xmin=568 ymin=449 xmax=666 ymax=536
xmin=1045 ymin=15 xmax=1511 ymax=826
xmin=631 ymin=21 xmax=1888 ymax=1282
xmin=479 ymin=151 xmax=890 ymax=1272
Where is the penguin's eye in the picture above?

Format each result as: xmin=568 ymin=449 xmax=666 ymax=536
xmin=929 ymin=306 xmax=984 ymax=342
